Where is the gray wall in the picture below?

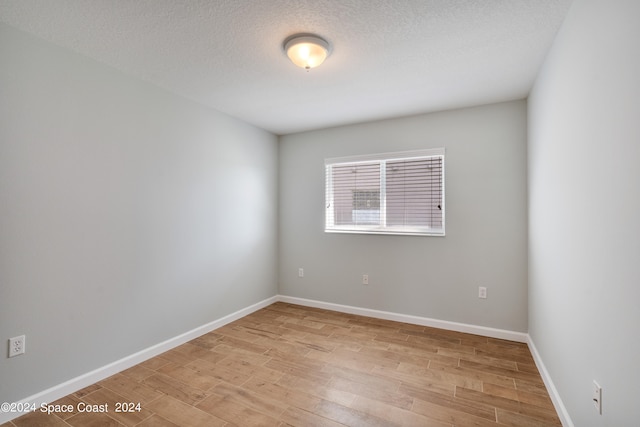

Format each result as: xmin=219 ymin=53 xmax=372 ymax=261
xmin=279 ymin=100 xmax=528 ymax=332
xmin=0 ymin=23 xmax=278 ymax=403
xmin=528 ymin=0 xmax=640 ymax=425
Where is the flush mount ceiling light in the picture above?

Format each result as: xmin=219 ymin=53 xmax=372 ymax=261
xmin=283 ymin=33 xmax=330 ymax=70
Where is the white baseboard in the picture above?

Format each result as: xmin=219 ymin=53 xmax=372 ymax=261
xmin=277 ymin=295 xmax=528 ymax=343
xmin=527 ymin=336 xmax=574 ymax=427
xmin=0 ymin=295 xmax=278 ymax=424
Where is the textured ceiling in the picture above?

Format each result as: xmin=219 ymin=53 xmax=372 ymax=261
xmin=0 ymin=0 xmax=572 ymax=135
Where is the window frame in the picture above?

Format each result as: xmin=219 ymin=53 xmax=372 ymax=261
xmin=325 ymin=148 xmax=445 ymax=237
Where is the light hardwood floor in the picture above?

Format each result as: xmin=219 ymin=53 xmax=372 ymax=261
xmin=2 ymin=302 xmax=561 ymax=426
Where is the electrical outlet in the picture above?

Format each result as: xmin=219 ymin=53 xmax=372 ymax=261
xmin=478 ymin=287 xmax=487 ymax=299
xmin=298 ymin=268 xmax=304 ymax=277
xmin=593 ymin=381 xmax=602 ymax=414
xmin=362 ymin=274 xmax=369 ymax=285
xmin=8 ymin=335 xmax=26 ymax=358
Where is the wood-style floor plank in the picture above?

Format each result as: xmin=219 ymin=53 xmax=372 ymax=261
xmin=2 ymin=302 xmax=561 ymax=426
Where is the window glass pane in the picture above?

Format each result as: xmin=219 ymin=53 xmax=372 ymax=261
xmin=331 ymin=163 xmax=380 ymax=226
xmin=386 ymin=157 xmax=443 ymax=229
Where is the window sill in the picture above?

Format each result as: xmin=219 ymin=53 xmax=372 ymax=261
xmin=325 ymin=227 xmax=445 ymax=237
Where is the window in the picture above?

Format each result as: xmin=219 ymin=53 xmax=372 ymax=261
xmin=325 ymin=148 xmax=445 ymax=236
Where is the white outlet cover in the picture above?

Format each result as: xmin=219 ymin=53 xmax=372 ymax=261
xmin=8 ymin=335 xmax=26 ymax=358
xmin=478 ymin=287 xmax=487 ymax=299
xmin=593 ymin=381 xmax=602 ymax=414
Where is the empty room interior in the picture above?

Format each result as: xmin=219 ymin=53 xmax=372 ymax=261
xmin=1 ymin=0 xmax=639 ymax=426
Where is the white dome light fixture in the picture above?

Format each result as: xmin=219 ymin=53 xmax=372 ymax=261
xmin=283 ymin=33 xmax=330 ymax=71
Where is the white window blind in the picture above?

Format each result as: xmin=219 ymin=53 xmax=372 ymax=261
xmin=325 ymin=148 xmax=445 ymax=236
